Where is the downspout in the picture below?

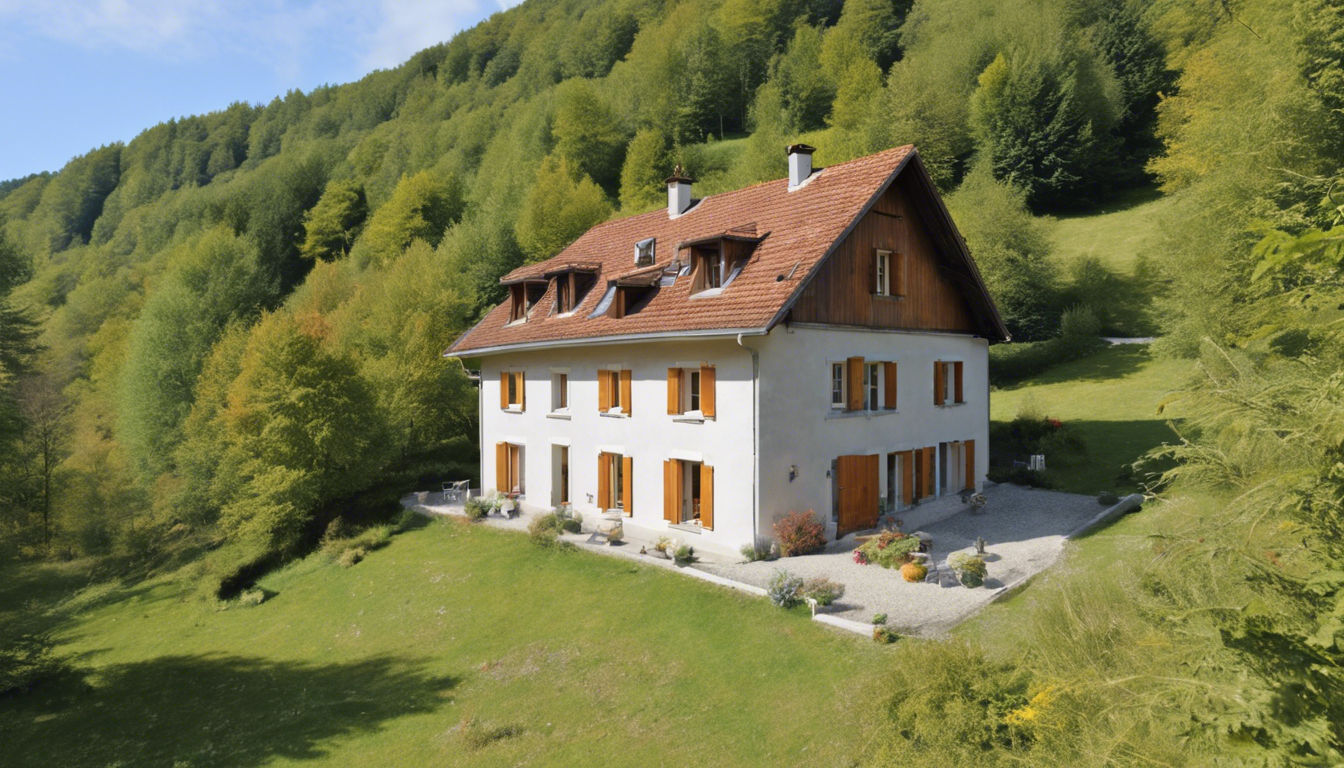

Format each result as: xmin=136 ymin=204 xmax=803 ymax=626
xmin=736 ymin=333 xmax=760 ymax=544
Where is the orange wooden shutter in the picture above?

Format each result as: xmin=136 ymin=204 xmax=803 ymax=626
xmin=622 ymin=455 xmax=633 ymax=515
xmin=597 ymin=452 xmax=611 ymax=509
xmin=495 ymin=443 xmax=508 ymax=491
xmin=901 ymin=450 xmax=914 ymax=505
xmin=499 ymin=372 xmax=509 ymax=409
xmin=517 ymin=372 xmax=525 ymax=411
xmin=667 ymin=368 xmax=681 ymax=414
xmin=883 ymin=362 xmax=897 ymax=409
xmin=700 ymin=365 xmax=716 ymax=418
xmin=922 ymin=447 xmax=935 ymax=497
xmin=663 ymin=460 xmax=679 ymax=522
xmin=846 ymin=356 xmax=865 ymax=411
xmin=964 ymin=439 xmax=976 ymax=491
xmin=934 ymin=361 xmax=945 ymax=406
xmin=700 ymin=464 xmax=714 ymax=530
xmin=598 ymin=370 xmax=611 ymax=411
xmin=620 ymin=370 xmax=632 ymax=415
xmin=954 ymin=361 xmax=964 ymax=403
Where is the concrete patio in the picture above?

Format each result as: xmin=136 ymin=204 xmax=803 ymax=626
xmin=404 ymin=483 xmax=1129 ymax=637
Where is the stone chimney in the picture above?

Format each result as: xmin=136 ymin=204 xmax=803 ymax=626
xmin=666 ymin=165 xmax=693 ymax=218
xmin=787 ymin=144 xmax=816 ymax=189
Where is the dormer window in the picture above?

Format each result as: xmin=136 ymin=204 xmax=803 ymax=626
xmin=635 ymin=238 xmax=656 ymax=267
xmin=552 ymin=270 xmax=596 ymax=315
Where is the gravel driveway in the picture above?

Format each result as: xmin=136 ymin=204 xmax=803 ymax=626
xmin=693 ymin=484 xmax=1105 ymax=636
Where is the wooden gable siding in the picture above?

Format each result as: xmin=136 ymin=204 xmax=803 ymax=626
xmin=789 ymin=179 xmax=977 ymax=333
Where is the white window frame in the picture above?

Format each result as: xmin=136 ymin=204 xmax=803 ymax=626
xmin=875 ymin=250 xmax=891 ymax=296
xmin=551 ymin=372 xmax=569 ymax=413
xmin=830 ymin=362 xmax=846 ymax=409
xmin=865 ymin=362 xmax=881 ymax=411
xmin=687 ymin=368 xmax=701 ymax=414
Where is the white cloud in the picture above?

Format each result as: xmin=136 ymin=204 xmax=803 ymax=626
xmin=358 ymin=0 xmax=495 ymax=72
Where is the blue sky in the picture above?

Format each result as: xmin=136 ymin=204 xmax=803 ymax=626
xmin=0 ymin=0 xmax=519 ymax=182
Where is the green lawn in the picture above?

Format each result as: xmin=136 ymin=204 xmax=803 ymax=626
xmin=0 ymin=519 xmax=883 ymax=768
xmin=990 ymin=344 xmax=1190 ymax=495
xmin=1050 ymin=186 xmax=1172 ymax=276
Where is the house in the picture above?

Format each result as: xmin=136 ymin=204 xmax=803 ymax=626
xmin=445 ymin=144 xmax=1008 ymax=554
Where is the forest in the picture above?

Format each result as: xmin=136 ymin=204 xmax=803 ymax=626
xmin=1 ymin=0 xmax=1342 ymax=763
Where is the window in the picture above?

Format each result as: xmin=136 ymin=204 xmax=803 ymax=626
xmin=875 ymin=250 xmax=890 ymax=296
xmin=705 ymin=251 xmax=723 ymax=288
xmin=934 ymin=361 xmax=965 ymax=406
xmin=556 ymin=279 xmax=570 ymax=314
xmin=599 ymin=451 xmax=632 ymax=515
xmin=635 ymin=237 xmax=656 ymax=266
xmin=555 ymin=272 xmax=596 ymax=315
xmin=831 ymin=363 xmax=846 ymax=408
xmin=599 ymin=369 xmax=632 ymax=415
xmin=551 ymin=372 xmax=568 ymax=411
xmin=667 ymin=365 xmax=716 ymax=417
xmin=865 ymin=363 xmax=881 ymax=410
xmin=663 ymin=459 xmax=714 ymax=530
xmin=495 ymin=442 xmax=524 ymax=494
xmin=500 ymin=371 xmax=524 ymax=410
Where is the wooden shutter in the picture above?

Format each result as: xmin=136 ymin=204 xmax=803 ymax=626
xmin=517 ymin=372 xmax=525 ymax=411
xmin=500 ymin=372 xmax=509 ymax=409
xmin=846 ymin=356 xmax=865 ymax=411
xmin=892 ymin=252 xmax=905 ymax=297
xmin=597 ymin=453 xmax=611 ymax=509
xmin=954 ymin=361 xmax=964 ymax=403
xmin=934 ymin=361 xmax=945 ymax=406
xmin=964 ymin=439 xmax=976 ymax=491
xmin=667 ymin=368 xmax=682 ymax=414
xmin=495 ymin=443 xmax=508 ymax=491
xmin=620 ymin=370 xmax=632 ymax=416
xmin=598 ymin=370 xmax=611 ymax=411
xmin=883 ymin=362 xmax=897 ymax=409
xmin=901 ymin=450 xmax=914 ymax=505
xmin=922 ymin=446 xmax=935 ymax=497
xmin=622 ymin=455 xmax=634 ymax=516
xmin=700 ymin=464 xmax=714 ymax=530
xmin=700 ymin=365 xmax=716 ymax=417
xmin=663 ymin=460 xmax=680 ymax=522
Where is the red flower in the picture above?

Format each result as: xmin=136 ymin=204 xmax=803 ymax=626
xmin=853 ymin=550 xmax=869 ymax=565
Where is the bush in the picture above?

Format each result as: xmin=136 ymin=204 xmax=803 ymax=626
xmin=528 ymin=513 xmax=563 ymax=547
xmin=988 ymin=308 xmax=1108 ymax=386
xmin=767 ymin=569 xmax=805 ymax=608
xmin=987 ymin=465 xmax=1051 ymax=488
xmin=773 ymin=511 xmax=826 ymax=557
xmin=739 ymin=537 xmax=775 ymax=562
xmin=802 ymin=577 xmax=845 ymax=606
xmin=673 ymin=544 xmax=695 ymax=565
xmin=854 ymin=532 xmax=922 ymax=569
xmin=338 ymin=547 xmax=366 ymax=567
xmin=464 ymin=497 xmax=490 ymax=521
xmin=873 ymin=627 xmax=900 ymax=644
xmin=238 ymin=588 xmax=267 ymax=606
xmin=949 ymin=553 xmax=987 ymax=587
xmin=872 ymin=613 xmax=888 ymax=625
xmin=901 ymin=561 xmax=929 ymax=583
xmin=201 ymin=542 xmax=282 ymax=601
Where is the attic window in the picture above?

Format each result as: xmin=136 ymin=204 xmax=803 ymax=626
xmin=553 ymin=271 xmax=596 ymax=315
xmin=635 ymin=238 xmax=656 ymax=267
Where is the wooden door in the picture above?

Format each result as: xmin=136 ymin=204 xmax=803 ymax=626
xmin=835 ymin=454 xmax=879 ymax=535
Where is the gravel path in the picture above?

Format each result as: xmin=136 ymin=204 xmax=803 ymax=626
xmin=693 ymin=484 xmax=1104 ymax=636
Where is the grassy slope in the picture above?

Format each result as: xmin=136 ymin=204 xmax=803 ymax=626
xmin=990 ymin=344 xmax=1190 ymax=495
xmin=0 ymin=519 xmax=883 ymax=768
xmin=1049 ymin=187 xmax=1172 ymax=276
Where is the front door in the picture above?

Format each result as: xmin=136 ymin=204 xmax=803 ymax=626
xmin=835 ymin=454 xmax=879 ymax=535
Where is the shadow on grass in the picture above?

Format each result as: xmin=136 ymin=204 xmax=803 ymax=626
xmin=995 ymin=346 xmax=1158 ymax=392
xmin=991 ymin=418 xmax=1180 ymax=495
xmin=0 ymin=653 xmax=457 ymax=768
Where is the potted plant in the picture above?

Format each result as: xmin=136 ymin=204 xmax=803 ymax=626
xmin=673 ymin=543 xmax=695 ymax=565
xmin=653 ymin=536 xmax=674 ymax=559
xmin=949 ymin=553 xmax=987 ymax=587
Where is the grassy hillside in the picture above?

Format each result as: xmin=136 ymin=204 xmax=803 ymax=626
xmin=0 ymin=518 xmax=881 ymax=767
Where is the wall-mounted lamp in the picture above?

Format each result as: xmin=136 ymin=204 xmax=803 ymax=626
xmin=788 ymin=465 xmax=798 ymax=482
xmin=825 ymin=468 xmax=832 ymax=479
xmin=586 ymin=493 xmax=594 ymax=504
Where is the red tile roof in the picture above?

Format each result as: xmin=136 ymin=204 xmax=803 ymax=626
xmin=448 ymin=145 xmax=989 ymax=355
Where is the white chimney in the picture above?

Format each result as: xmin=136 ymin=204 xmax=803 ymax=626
xmin=787 ymin=144 xmax=816 ymax=189
xmin=666 ymin=165 xmax=693 ymax=218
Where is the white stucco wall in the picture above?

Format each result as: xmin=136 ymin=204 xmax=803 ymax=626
xmin=753 ymin=325 xmax=989 ymax=539
xmin=478 ymin=337 xmax=758 ymax=555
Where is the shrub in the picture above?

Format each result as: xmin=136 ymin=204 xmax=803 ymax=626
xmin=802 ymin=577 xmax=845 ymax=606
xmin=767 ymin=569 xmax=805 ymax=608
xmin=338 ymin=547 xmax=366 ymax=567
xmin=854 ymin=532 xmax=922 ymax=569
xmin=739 ymin=537 xmax=775 ymax=562
xmin=872 ymin=613 xmax=888 ymax=625
xmin=528 ymin=513 xmax=563 ymax=547
xmin=949 ymin=553 xmax=987 ymax=587
xmin=464 ymin=497 xmax=490 ymax=521
xmin=901 ymin=561 xmax=929 ymax=583
xmin=673 ymin=544 xmax=695 ymax=565
xmin=987 ymin=465 xmax=1051 ymax=488
xmin=873 ymin=627 xmax=900 ymax=644
xmin=773 ymin=511 xmax=826 ymax=557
